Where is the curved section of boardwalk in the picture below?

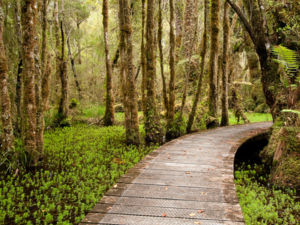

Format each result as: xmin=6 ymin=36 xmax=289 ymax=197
xmin=81 ymin=122 xmax=272 ymax=225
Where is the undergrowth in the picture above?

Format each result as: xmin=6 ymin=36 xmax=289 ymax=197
xmin=235 ymin=164 xmax=299 ymax=225
xmin=0 ymin=125 xmax=157 ymax=224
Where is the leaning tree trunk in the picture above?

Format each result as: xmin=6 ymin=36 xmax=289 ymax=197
xmin=102 ymin=0 xmax=115 ymax=126
xmin=208 ymin=0 xmax=220 ymax=128
xmin=21 ymin=0 xmax=39 ymax=164
xmin=186 ymin=0 xmax=209 ymax=133
xmin=119 ymin=0 xmax=140 ymax=145
xmin=226 ymin=0 xmax=281 ymax=119
xmin=166 ymin=0 xmax=177 ymax=140
xmin=0 ymin=4 xmax=14 ymax=152
xmin=144 ymin=0 xmax=163 ymax=144
xmin=221 ymin=1 xmax=230 ymax=126
xmin=158 ymin=0 xmax=168 ymax=112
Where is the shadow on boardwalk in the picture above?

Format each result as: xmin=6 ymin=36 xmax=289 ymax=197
xmin=81 ymin=122 xmax=272 ymax=225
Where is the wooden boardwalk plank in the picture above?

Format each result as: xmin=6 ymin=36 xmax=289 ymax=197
xmin=81 ymin=122 xmax=272 ymax=225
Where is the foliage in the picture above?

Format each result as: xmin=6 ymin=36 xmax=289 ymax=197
xmin=227 ymin=112 xmax=273 ymax=125
xmin=235 ymin=164 xmax=299 ymax=225
xmin=0 ymin=125 xmax=156 ymax=224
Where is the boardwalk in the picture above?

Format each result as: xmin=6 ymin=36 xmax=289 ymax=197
xmin=81 ymin=122 xmax=272 ymax=225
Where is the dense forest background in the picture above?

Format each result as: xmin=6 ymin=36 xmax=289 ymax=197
xmin=0 ymin=0 xmax=299 ymax=223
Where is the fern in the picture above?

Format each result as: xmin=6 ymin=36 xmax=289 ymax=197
xmin=272 ymin=45 xmax=299 ymax=76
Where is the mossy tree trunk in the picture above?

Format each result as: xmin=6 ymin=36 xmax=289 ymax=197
xmin=119 ymin=0 xmax=140 ymax=145
xmin=102 ymin=0 xmax=115 ymax=126
xmin=144 ymin=0 xmax=163 ymax=144
xmin=12 ymin=0 xmax=22 ymax=136
xmin=0 ymin=3 xmax=14 ymax=152
xmin=21 ymin=0 xmax=39 ymax=164
xmin=158 ymin=0 xmax=168 ymax=112
xmin=208 ymin=0 xmax=220 ymax=128
xmin=58 ymin=0 xmax=68 ymax=124
xmin=221 ymin=1 xmax=230 ymax=126
xmin=166 ymin=0 xmax=177 ymax=140
xmin=226 ymin=0 xmax=283 ymax=119
xmin=141 ymin=0 xmax=146 ymax=112
xmin=186 ymin=0 xmax=209 ymax=133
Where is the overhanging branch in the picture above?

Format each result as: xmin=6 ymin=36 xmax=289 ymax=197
xmin=226 ymin=0 xmax=256 ymax=45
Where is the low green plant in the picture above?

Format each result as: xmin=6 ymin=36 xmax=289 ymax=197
xmin=235 ymin=164 xmax=299 ymax=225
xmin=0 ymin=125 xmax=156 ymax=224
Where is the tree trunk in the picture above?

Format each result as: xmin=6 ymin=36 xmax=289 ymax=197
xmin=144 ymin=0 xmax=163 ymax=144
xmin=21 ymin=0 xmax=39 ymax=164
xmin=158 ymin=0 xmax=168 ymax=112
xmin=67 ymin=35 xmax=82 ymax=100
xmin=166 ymin=0 xmax=177 ymax=140
xmin=102 ymin=0 xmax=115 ymax=126
xmin=141 ymin=0 xmax=146 ymax=112
xmin=0 ymin=4 xmax=14 ymax=152
xmin=57 ymin=0 xmax=68 ymax=123
xmin=186 ymin=0 xmax=209 ymax=133
xmin=208 ymin=0 xmax=220 ymax=128
xmin=76 ymin=22 xmax=82 ymax=64
xmin=119 ymin=0 xmax=140 ymax=145
xmin=53 ymin=0 xmax=61 ymax=102
xmin=226 ymin=0 xmax=282 ymax=119
xmin=221 ymin=1 xmax=230 ymax=126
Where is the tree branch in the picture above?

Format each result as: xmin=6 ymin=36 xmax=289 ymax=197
xmin=226 ymin=0 xmax=256 ymax=45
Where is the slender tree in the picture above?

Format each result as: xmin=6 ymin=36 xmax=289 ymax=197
xmin=141 ymin=0 xmax=146 ymax=111
xmin=208 ymin=0 xmax=220 ymax=128
xmin=12 ymin=0 xmax=22 ymax=136
xmin=186 ymin=0 xmax=209 ymax=133
xmin=58 ymin=0 xmax=68 ymax=123
xmin=21 ymin=0 xmax=39 ymax=163
xmin=102 ymin=0 xmax=115 ymax=126
xmin=158 ymin=0 xmax=168 ymax=112
xmin=119 ymin=0 xmax=140 ymax=145
xmin=0 ymin=2 xmax=14 ymax=152
xmin=166 ymin=0 xmax=176 ymax=140
xmin=144 ymin=0 xmax=163 ymax=144
xmin=221 ymin=1 xmax=230 ymax=126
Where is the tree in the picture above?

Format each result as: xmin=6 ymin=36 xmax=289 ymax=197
xmin=158 ymin=0 xmax=168 ymax=112
xmin=166 ymin=0 xmax=176 ymax=140
xmin=208 ymin=0 xmax=220 ymax=128
xmin=102 ymin=0 xmax=115 ymax=126
xmin=119 ymin=0 xmax=140 ymax=145
xmin=221 ymin=1 xmax=230 ymax=126
xmin=0 ymin=2 xmax=14 ymax=152
xmin=186 ymin=0 xmax=209 ymax=133
xmin=144 ymin=0 xmax=163 ymax=144
xmin=226 ymin=0 xmax=284 ymax=119
xmin=21 ymin=0 xmax=39 ymax=164
xmin=141 ymin=0 xmax=146 ymax=111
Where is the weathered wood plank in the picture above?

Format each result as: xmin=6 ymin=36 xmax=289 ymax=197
xmin=81 ymin=122 xmax=272 ymax=225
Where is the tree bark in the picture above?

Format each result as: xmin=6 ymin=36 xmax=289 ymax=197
xmin=158 ymin=0 xmax=168 ymax=112
xmin=221 ymin=1 xmax=230 ymax=126
xmin=21 ymin=0 xmax=39 ymax=164
xmin=141 ymin=0 xmax=146 ymax=111
xmin=166 ymin=0 xmax=177 ymax=140
xmin=102 ymin=0 xmax=115 ymax=126
xmin=67 ymin=34 xmax=82 ymax=100
xmin=144 ymin=0 xmax=163 ymax=144
xmin=186 ymin=0 xmax=209 ymax=133
xmin=0 ymin=4 xmax=14 ymax=152
xmin=208 ymin=0 xmax=220 ymax=128
xmin=12 ymin=0 xmax=23 ymax=136
xmin=57 ymin=0 xmax=68 ymax=123
xmin=119 ymin=0 xmax=140 ymax=145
